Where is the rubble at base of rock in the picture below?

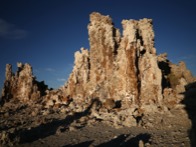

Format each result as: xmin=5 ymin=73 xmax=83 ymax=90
xmin=0 ymin=12 xmax=196 ymax=146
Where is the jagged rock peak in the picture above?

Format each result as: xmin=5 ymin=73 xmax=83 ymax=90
xmin=90 ymin=12 xmax=113 ymax=25
xmin=66 ymin=12 xmax=163 ymax=110
xmin=121 ymin=18 xmax=156 ymax=54
xmin=1 ymin=62 xmax=48 ymax=103
xmin=5 ymin=64 xmax=12 ymax=81
xmin=66 ymin=12 xmax=195 ymax=113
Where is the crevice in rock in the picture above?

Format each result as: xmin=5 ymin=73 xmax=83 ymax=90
xmin=158 ymin=61 xmax=171 ymax=89
xmin=136 ymin=29 xmax=144 ymax=46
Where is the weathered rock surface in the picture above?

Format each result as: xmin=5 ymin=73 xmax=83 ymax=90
xmin=1 ymin=63 xmax=48 ymax=104
xmin=42 ymin=88 xmax=71 ymax=109
xmin=0 ymin=12 xmax=196 ymax=146
xmin=66 ymin=12 xmax=195 ymax=113
xmin=66 ymin=13 xmax=165 ymax=111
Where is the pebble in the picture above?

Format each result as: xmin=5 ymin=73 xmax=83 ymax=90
xmin=69 ymin=126 xmax=77 ymax=131
xmin=139 ymin=140 xmax=144 ymax=147
xmin=4 ymin=112 xmax=9 ymax=118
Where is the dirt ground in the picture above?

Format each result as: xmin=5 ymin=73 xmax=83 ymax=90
xmin=0 ymin=101 xmax=193 ymax=147
xmin=17 ymin=122 xmax=190 ymax=147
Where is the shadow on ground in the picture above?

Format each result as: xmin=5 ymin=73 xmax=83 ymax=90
xmin=18 ymin=99 xmax=100 ymax=143
xmin=181 ymin=82 xmax=196 ymax=147
xmin=63 ymin=140 xmax=94 ymax=147
xmin=64 ymin=133 xmax=151 ymax=147
xmin=97 ymin=133 xmax=151 ymax=147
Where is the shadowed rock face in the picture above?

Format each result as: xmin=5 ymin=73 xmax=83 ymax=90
xmin=1 ymin=63 xmax=48 ymax=103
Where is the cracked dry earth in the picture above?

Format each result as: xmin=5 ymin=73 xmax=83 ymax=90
xmin=0 ymin=100 xmax=192 ymax=147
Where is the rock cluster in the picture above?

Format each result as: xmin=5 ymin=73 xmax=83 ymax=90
xmin=67 ymin=13 xmax=162 ymax=111
xmin=1 ymin=63 xmax=48 ymax=104
xmin=0 ymin=12 xmax=195 ymax=146
xmin=66 ymin=12 xmax=195 ymax=113
xmin=42 ymin=88 xmax=71 ymax=109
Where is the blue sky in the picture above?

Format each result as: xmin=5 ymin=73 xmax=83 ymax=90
xmin=0 ymin=0 xmax=196 ymax=91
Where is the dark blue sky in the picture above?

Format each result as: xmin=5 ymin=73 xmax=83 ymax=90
xmin=0 ymin=0 xmax=196 ymax=90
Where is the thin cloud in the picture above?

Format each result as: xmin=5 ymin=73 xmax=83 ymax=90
xmin=0 ymin=18 xmax=27 ymax=39
xmin=45 ymin=68 xmax=55 ymax=72
xmin=57 ymin=78 xmax=67 ymax=82
xmin=180 ymin=55 xmax=196 ymax=60
xmin=171 ymin=54 xmax=196 ymax=64
xmin=33 ymin=69 xmax=40 ymax=73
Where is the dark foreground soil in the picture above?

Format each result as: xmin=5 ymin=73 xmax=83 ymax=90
xmin=0 ymin=99 xmax=194 ymax=147
xmin=17 ymin=121 xmax=190 ymax=147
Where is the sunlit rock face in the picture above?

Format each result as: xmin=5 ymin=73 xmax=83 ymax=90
xmin=66 ymin=48 xmax=90 ymax=100
xmin=116 ymin=18 xmax=163 ymax=110
xmin=88 ymin=12 xmax=119 ymax=100
xmin=66 ymin=12 xmax=164 ymax=111
xmin=1 ymin=12 xmax=195 ymax=129
xmin=66 ymin=12 xmax=196 ymax=114
xmin=1 ymin=63 xmax=48 ymax=103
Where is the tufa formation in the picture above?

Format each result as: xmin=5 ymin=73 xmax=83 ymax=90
xmin=1 ymin=12 xmax=196 ymax=146
xmin=0 ymin=12 xmax=196 ymax=133
xmin=66 ymin=12 xmax=194 ymax=112
xmin=1 ymin=63 xmax=48 ymax=104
